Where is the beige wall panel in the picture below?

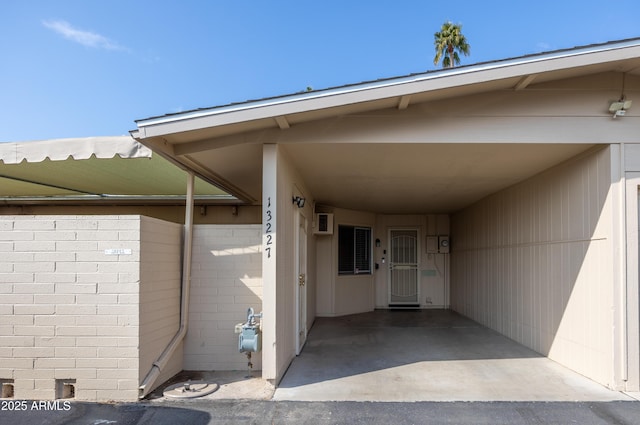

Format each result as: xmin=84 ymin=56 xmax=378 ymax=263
xmin=451 ymin=147 xmax=616 ymax=388
xmin=624 ymin=172 xmax=640 ymax=391
xmin=625 ymin=144 xmax=640 ymax=171
xmin=138 ymin=217 xmax=183 ymax=386
xmin=316 ymin=208 xmax=375 ymax=316
xmin=271 ymin=147 xmax=315 ymax=382
xmin=315 ymin=236 xmax=334 ymax=315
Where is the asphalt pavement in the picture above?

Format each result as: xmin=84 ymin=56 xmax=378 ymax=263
xmin=2 ymin=399 xmax=640 ymax=424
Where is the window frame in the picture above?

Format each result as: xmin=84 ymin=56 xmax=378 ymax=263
xmin=338 ymin=225 xmax=372 ymax=275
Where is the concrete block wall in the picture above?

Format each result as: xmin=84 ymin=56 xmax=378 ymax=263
xmin=185 ymin=225 xmax=262 ymax=371
xmin=0 ymin=215 xmax=183 ymax=402
xmin=139 ymin=217 xmax=182 ymax=386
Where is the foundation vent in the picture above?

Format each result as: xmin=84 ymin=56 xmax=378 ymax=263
xmin=56 ymin=379 xmax=76 ymax=399
xmin=1 ymin=380 xmax=14 ymax=398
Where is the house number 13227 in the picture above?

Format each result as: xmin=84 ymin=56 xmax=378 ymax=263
xmin=265 ymin=197 xmax=273 ymax=258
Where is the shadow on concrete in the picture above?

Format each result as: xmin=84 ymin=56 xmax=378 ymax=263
xmin=279 ymin=309 xmax=541 ymax=388
xmin=274 ymin=309 xmax=627 ymax=401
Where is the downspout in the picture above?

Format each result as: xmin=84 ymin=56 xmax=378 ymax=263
xmin=139 ymin=171 xmax=195 ymax=399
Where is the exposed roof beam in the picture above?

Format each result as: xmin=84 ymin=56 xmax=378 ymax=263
xmin=180 ymin=154 xmax=256 ymax=204
xmin=275 ymin=116 xmax=290 ymax=129
xmin=136 ymin=138 xmax=256 ymax=204
xmin=398 ymin=95 xmax=412 ymax=110
xmin=514 ymin=74 xmax=537 ymax=90
xmin=173 ymin=138 xmax=259 ymax=155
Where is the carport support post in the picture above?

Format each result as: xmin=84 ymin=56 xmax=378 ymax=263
xmin=262 ymin=144 xmax=278 ymax=382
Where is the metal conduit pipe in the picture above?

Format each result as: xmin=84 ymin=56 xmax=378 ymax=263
xmin=138 ymin=172 xmax=195 ymax=399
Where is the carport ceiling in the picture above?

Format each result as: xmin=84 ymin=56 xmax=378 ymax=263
xmin=282 ymin=143 xmax=596 ymax=214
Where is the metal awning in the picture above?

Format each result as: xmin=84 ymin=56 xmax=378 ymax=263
xmin=0 ymin=136 xmax=235 ymax=204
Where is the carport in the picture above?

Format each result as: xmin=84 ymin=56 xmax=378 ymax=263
xmin=131 ymin=38 xmax=640 ymax=394
xmin=274 ymin=310 xmax=630 ymax=401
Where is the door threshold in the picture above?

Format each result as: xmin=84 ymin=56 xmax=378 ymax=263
xmin=388 ymin=304 xmax=420 ymax=309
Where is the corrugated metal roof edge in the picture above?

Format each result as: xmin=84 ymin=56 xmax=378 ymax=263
xmin=135 ymin=37 xmax=640 ymax=127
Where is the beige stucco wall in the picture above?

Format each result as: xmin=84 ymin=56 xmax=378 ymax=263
xmin=316 ymin=211 xmax=450 ymax=316
xmin=185 ymin=225 xmax=262 ymax=371
xmin=622 ymin=143 xmax=640 ymax=391
xmin=450 ymin=147 xmax=615 ymax=387
xmin=262 ymin=145 xmax=315 ymax=383
xmin=0 ymin=215 xmax=182 ymax=402
xmin=316 ymin=208 xmax=375 ymax=317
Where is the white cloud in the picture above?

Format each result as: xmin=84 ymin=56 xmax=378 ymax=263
xmin=536 ymin=42 xmax=553 ymax=52
xmin=42 ymin=19 xmax=127 ymax=51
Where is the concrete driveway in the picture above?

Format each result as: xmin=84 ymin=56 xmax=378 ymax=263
xmin=274 ymin=310 xmax=633 ymax=402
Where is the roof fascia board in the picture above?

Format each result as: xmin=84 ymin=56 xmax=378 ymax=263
xmin=135 ymin=39 xmax=640 ymax=138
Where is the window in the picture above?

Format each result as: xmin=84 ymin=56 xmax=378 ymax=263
xmin=338 ymin=225 xmax=371 ymax=275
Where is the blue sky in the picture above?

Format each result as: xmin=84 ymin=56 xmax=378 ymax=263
xmin=1 ymin=1 xmax=639 ymax=142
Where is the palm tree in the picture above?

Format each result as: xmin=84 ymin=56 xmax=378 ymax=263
xmin=433 ymin=21 xmax=470 ymax=68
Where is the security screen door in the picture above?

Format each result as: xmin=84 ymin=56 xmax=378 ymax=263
xmin=389 ymin=229 xmax=419 ymax=305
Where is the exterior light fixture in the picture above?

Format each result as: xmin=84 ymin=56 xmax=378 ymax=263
xmin=610 ymin=99 xmax=632 ymax=118
xmin=292 ymin=196 xmax=305 ymax=208
xmin=610 ymin=73 xmax=632 ymax=118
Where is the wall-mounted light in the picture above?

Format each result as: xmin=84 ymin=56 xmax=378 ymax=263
xmin=292 ymin=196 xmax=305 ymax=208
xmin=610 ymin=99 xmax=632 ymax=118
xmin=610 ymin=73 xmax=632 ymax=118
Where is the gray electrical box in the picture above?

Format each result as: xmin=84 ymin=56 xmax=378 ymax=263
xmin=439 ymin=236 xmax=450 ymax=253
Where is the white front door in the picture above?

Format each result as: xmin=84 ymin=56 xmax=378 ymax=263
xmin=295 ymin=212 xmax=308 ymax=354
xmin=389 ymin=229 xmax=419 ymax=306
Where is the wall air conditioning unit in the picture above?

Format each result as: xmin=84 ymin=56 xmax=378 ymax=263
xmin=314 ymin=213 xmax=334 ymax=235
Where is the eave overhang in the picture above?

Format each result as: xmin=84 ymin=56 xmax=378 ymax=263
xmin=133 ymin=38 xmax=640 ymax=139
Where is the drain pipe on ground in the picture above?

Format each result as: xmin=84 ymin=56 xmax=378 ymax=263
xmin=139 ymin=172 xmax=195 ymax=399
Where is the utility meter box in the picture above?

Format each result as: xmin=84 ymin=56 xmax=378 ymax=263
xmin=239 ymin=325 xmax=261 ymax=353
xmin=238 ymin=308 xmax=263 ymax=353
xmin=439 ymin=236 xmax=450 ymax=253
